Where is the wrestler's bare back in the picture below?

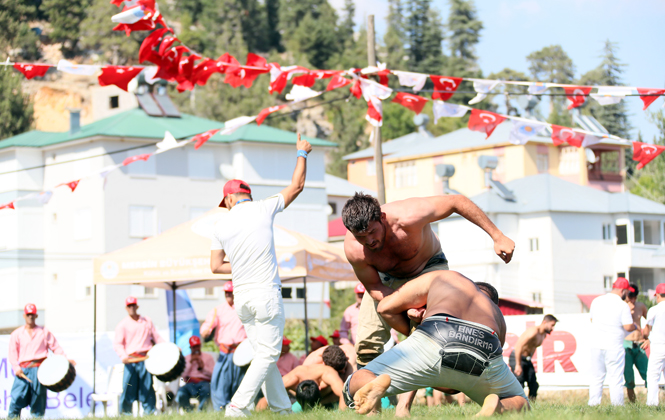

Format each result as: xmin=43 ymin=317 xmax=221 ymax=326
xmin=344 ymin=199 xmax=442 ymax=278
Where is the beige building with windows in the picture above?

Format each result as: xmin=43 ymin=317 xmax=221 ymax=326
xmin=344 ymin=123 xmax=628 ymax=202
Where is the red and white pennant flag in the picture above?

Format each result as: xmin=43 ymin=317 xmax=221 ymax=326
xmin=468 ymin=109 xmax=506 ymax=139
xmin=13 ymin=63 xmax=51 ymax=79
xmin=122 ymin=154 xmax=152 ymax=166
xmin=430 ymin=76 xmax=462 ymax=101
xmin=564 ymin=86 xmax=592 ymax=109
xmin=392 ymin=92 xmax=428 ymax=115
xmin=637 ymin=88 xmax=665 ymax=110
xmin=0 ymin=201 xmax=15 ymax=210
xmin=98 ymin=66 xmax=143 ymax=91
xmin=633 ymin=141 xmax=665 ymax=170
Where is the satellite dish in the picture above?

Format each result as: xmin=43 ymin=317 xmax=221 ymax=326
xmin=585 ymin=148 xmax=598 ymax=164
xmin=219 ymin=164 xmax=235 ymax=180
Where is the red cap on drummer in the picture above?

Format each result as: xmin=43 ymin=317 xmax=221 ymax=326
xmin=654 ymin=283 xmax=665 ymax=296
xmin=189 ymin=336 xmax=202 ymax=347
xmin=613 ymin=278 xmax=630 ymax=290
xmin=223 ymin=282 xmax=234 ymax=292
xmin=125 ymin=296 xmax=138 ymax=306
xmin=355 ymin=283 xmax=366 ymax=294
xmin=24 ymin=304 xmax=37 ymax=315
xmin=219 ymin=179 xmax=251 ymax=208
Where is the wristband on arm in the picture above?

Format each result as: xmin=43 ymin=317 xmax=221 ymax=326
xmin=297 ymin=150 xmax=308 ymax=159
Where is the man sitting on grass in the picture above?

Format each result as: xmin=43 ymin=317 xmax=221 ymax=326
xmin=257 ymin=346 xmax=348 ymax=410
xmin=343 ymin=270 xmax=528 ymax=416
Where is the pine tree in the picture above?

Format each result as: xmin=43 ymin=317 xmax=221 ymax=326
xmin=338 ymin=0 xmax=355 ymax=51
xmin=0 ymin=0 xmax=41 ymax=60
xmin=42 ymin=0 xmax=89 ymax=57
xmin=0 ymin=68 xmax=33 ymax=140
xmin=382 ymin=0 xmax=406 ymax=70
xmin=404 ymin=0 xmax=444 ymax=74
xmin=526 ymin=45 xmax=575 ymax=126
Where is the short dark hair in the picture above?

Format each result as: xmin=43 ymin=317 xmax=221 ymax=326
xmin=295 ymin=380 xmax=321 ymax=410
xmin=543 ymin=314 xmax=558 ymax=323
xmin=628 ymin=283 xmax=639 ymax=299
xmin=322 ymin=345 xmax=348 ymax=372
xmin=476 ymin=282 xmax=499 ymax=305
xmin=342 ymin=193 xmax=382 ymax=233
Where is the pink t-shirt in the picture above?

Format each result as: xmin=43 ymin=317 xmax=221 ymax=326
xmin=276 ymin=352 xmax=301 ymax=376
xmin=182 ymin=353 xmax=215 ymax=382
xmin=340 ymin=303 xmax=360 ymax=344
xmin=113 ymin=315 xmax=165 ymax=360
xmin=8 ymin=326 xmax=65 ymax=373
xmin=200 ymin=302 xmax=247 ymax=350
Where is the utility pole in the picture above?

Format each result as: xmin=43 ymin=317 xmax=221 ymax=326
xmin=366 ymin=15 xmax=386 ymax=204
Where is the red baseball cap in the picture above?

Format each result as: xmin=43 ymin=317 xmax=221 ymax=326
xmin=355 ymin=283 xmax=366 ymax=294
xmin=310 ymin=335 xmax=329 ymax=347
xmin=223 ymin=282 xmax=234 ymax=292
xmin=125 ymin=296 xmax=138 ymax=306
xmin=189 ymin=336 xmax=202 ymax=347
xmin=330 ymin=330 xmax=340 ymax=339
xmin=283 ymin=337 xmax=291 ymax=346
xmin=24 ymin=304 xmax=37 ymax=315
xmin=655 ymin=283 xmax=665 ymax=296
xmin=613 ymin=278 xmax=630 ymax=290
xmin=219 ymin=179 xmax=251 ymax=208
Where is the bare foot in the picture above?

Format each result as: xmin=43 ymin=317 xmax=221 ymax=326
xmin=476 ymin=394 xmax=502 ymax=417
xmin=354 ymin=374 xmax=391 ymax=415
xmin=395 ymin=405 xmax=411 ymax=418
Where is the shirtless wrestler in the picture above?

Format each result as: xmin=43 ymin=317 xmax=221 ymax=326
xmin=257 ymin=346 xmax=348 ymax=410
xmin=343 ymin=270 xmax=528 ymax=417
xmin=342 ymin=193 xmax=515 ymax=367
xmin=509 ymin=315 xmax=558 ymax=400
xmin=303 ymin=343 xmax=357 ymax=378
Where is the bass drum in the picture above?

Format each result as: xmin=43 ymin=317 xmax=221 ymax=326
xmin=145 ymin=342 xmax=185 ymax=382
xmin=233 ymin=340 xmax=254 ymax=367
xmin=38 ymin=355 xmax=76 ymax=392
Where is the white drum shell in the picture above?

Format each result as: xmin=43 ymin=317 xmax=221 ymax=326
xmin=233 ymin=340 xmax=254 ymax=367
xmin=38 ymin=355 xmax=76 ymax=392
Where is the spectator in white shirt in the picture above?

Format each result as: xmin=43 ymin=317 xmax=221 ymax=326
xmin=588 ymin=278 xmax=638 ymax=406
xmin=643 ymin=283 xmax=665 ymax=406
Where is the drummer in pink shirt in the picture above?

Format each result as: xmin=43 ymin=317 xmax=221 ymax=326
xmin=176 ymin=336 xmax=215 ymax=411
xmin=8 ymin=303 xmax=74 ymax=419
xmin=339 ymin=283 xmax=364 ymax=345
xmin=201 ymin=281 xmax=247 ymax=410
xmin=113 ymin=296 xmax=165 ymax=415
xmin=276 ymin=337 xmax=301 ymax=376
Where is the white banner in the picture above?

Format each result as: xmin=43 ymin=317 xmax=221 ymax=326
xmin=503 ymin=313 xmax=657 ymax=390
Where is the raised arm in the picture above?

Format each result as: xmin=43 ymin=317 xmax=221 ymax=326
xmin=321 ymin=369 xmax=348 ymax=410
xmin=412 ymin=195 xmax=515 ymax=263
xmin=280 ymin=133 xmax=312 ymax=209
xmin=210 ymin=249 xmax=232 ymax=274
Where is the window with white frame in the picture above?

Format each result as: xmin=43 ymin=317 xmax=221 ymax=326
xmin=634 ymin=219 xmax=663 ymax=245
xmin=531 ymin=292 xmax=542 ymax=303
xmin=126 ymin=148 xmax=156 ymax=176
xmin=529 ymin=238 xmax=539 ymax=252
xmin=603 ymin=275 xmax=613 ymax=290
xmin=366 ymin=159 xmax=376 ymax=176
xmin=74 ymin=207 xmax=92 ymax=241
xmin=559 ymin=147 xmax=580 ymax=175
xmin=394 ymin=161 xmax=417 ymax=188
xmin=282 ymin=287 xmax=293 ymax=299
xmin=536 ymin=152 xmax=549 ymax=173
xmin=129 ymin=206 xmax=156 ymax=238
xmin=602 ymin=223 xmax=612 ymax=240
xmin=188 ymin=149 xmax=215 ymax=180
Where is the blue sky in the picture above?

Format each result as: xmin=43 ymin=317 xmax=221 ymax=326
xmin=330 ymin=0 xmax=665 ymax=142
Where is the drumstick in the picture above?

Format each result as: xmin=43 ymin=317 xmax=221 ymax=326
xmin=18 ymin=372 xmax=32 ymax=383
xmin=126 ymin=356 xmax=149 ymax=364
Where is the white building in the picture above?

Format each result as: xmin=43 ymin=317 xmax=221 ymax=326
xmin=436 ymin=173 xmax=665 ymax=314
xmin=0 ymin=106 xmax=337 ymax=334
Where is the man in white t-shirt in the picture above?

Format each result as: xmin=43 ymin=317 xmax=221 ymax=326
xmin=643 ymin=283 xmax=665 ymax=406
xmin=588 ymin=278 xmax=638 ymax=406
xmin=210 ymin=133 xmax=312 ymax=417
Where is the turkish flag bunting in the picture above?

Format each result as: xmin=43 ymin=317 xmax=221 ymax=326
xmin=257 ymin=104 xmax=289 ymax=126
xmin=430 ymin=75 xmax=463 ymax=101
xmin=366 ymin=96 xmax=383 ymax=127
xmin=98 ymin=66 xmax=143 ymax=91
xmin=377 ymin=69 xmax=390 ymax=87
xmin=467 ymin=109 xmax=506 ymax=139
xmin=392 ymin=92 xmax=428 ymax=115
xmin=292 ymin=73 xmax=317 ymax=88
xmin=58 ymin=180 xmax=80 ymax=192
xmin=564 ymin=86 xmax=592 ymax=109
xmin=155 ymin=46 xmax=188 ymax=81
xmin=175 ymin=53 xmax=202 ymax=92
xmin=550 ymin=125 xmax=585 ymax=147
xmin=633 ymin=141 xmax=665 ymax=170
xmin=13 ymin=63 xmax=51 ymax=79
xmin=191 ymin=58 xmax=223 ymax=86
xmin=110 ymin=0 xmax=124 ymax=6
xmin=326 ymin=75 xmax=351 ymax=91
xmin=192 ymin=129 xmax=221 ymax=149
xmin=637 ymin=88 xmax=665 ymax=111
xmin=113 ymin=10 xmax=166 ymax=37
xmin=139 ymin=28 xmax=169 ymax=63
xmin=158 ymin=35 xmax=179 ymax=56
xmin=350 ymin=79 xmax=363 ymax=99
xmin=0 ymin=201 xmax=15 ymax=210
xmin=224 ymin=53 xmax=269 ymax=89
xmin=312 ymin=70 xmax=339 ymax=79
xmin=122 ymin=154 xmax=152 ymax=166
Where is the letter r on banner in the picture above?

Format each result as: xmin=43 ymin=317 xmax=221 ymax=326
xmin=541 ymin=331 xmax=578 ymax=373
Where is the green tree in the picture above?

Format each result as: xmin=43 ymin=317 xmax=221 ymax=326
xmin=526 ymin=45 xmax=575 ymax=125
xmin=0 ymin=69 xmax=33 ymax=140
xmin=404 ymin=0 xmax=445 ymax=74
xmin=42 ymin=0 xmax=89 ymax=57
xmin=338 ymin=0 xmax=355 ymax=51
xmin=629 ymin=112 xmax=665 ymax=204
xmin=487 ymin=68 xmax=529 ymax=116
xmin=382 ymin=0 xmax=407 ymax=70
xmin=0 ymin=0 xmax=41 ymax=60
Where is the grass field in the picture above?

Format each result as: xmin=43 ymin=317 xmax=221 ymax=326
xmin=149 ymin=390 xmax=665 ymax=420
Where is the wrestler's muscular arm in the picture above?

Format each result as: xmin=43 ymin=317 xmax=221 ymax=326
xmin=321 ymin=369 xmax=348 ymax=410
xmin=512 ymin=327 xmax=537 ymax=377
xmin=413 ymin=195 xmax=515 ymax=263
xmin=375 ymin=275 xmax=436 ymax=335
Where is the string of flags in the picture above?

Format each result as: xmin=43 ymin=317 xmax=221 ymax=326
xmin=2 ymin=0 xmax=665 ymax=210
